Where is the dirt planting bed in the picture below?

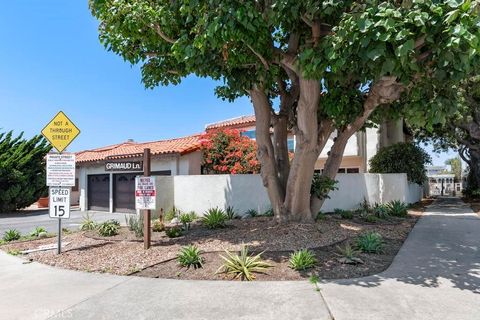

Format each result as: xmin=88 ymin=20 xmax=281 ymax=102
xmin=1 ymin=200 xmax=431 ymax=280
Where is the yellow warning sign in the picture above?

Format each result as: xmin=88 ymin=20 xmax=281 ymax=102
xmin=41 ymin=111 xmax=80 ymax=153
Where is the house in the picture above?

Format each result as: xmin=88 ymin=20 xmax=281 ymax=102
xmin=205 ymin=115 xmax=408 ymax=173
xmin=74 ymin=115 xmax=408 ymax=213
xmin=426 ymin=165 xmax=462 ymax=196
xmin=75 ymin=135 xmax=202 ymax=213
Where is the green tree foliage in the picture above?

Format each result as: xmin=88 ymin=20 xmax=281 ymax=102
xmin=90 ymin=0 xmax=480 ymax=222
xmin=369 ymin=142 xmax=432 ymax=185
xmin=408 ymin=75 xmax=480 ymax=195
xmin=445 ymin=157 xmax=462 ymax=182
xmin=0 ymin=132 xmax=51 ymax=212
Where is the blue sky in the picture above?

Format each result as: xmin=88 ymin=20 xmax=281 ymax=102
xmin=0 ymin=1 xmax=457 ymax=166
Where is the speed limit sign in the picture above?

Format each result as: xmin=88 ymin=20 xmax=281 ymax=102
xmin=49 ymin=187 xmax=71 ymax=219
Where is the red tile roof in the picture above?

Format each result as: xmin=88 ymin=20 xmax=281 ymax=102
xmin=76 ymin=134 xmax=201 ymax=163
xmin=205 ymin=115 xmax=256 ymax=130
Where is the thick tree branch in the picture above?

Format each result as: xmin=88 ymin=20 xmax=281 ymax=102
xmin=152 ymin=24 xmax=176 ymax=44
xmin=246 ymin=44 xmax=270 ymax=70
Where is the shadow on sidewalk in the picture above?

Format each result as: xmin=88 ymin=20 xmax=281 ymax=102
xmin=327 ymin=197 xmax=480 ymax=294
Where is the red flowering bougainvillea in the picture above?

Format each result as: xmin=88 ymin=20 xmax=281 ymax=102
xmin=200 ymin=129 xmax=260 ymax=174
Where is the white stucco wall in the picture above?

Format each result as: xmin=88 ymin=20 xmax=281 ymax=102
xmin=321 ymin=173 xmax=421 ymax=212
xmin=172 ymin=173 xmax=422 ymax=216
xmin=365 ymin=127 xmax=380 ymax=171
xmin=173 ymin=175 xmax=271 ymax=215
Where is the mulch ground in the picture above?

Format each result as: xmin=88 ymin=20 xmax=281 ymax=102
xmin=1 ymin=200 xmax=432 ymax=280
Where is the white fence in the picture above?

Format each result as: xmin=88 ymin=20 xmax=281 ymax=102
xmin=154 ymin=173 xmax=422 ymax=216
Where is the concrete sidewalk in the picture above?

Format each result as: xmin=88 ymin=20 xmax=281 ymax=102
xmin=1 ymin=197 xmax=478 ymax=320
xmin=319 ymin=197 xmax=480 ymax=320
xmin=0 ymin=251 xmax=330 ymax=320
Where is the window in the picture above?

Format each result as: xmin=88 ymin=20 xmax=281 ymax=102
xmin=287 ymin=138 xmax=295 ymax=152
xmin=242 ymin=130 xmax=256 ymax=139
xmin=338 ymin=168 xmax=359 ymax=174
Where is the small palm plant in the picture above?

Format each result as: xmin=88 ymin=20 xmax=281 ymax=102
xmin=217 ymin=245 xmax=272 ymax=281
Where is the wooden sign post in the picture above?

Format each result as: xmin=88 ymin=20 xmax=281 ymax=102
xmin=143 ymin=148 xmax=152 ymax=249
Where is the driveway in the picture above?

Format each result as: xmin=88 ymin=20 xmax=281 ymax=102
xmin=0 ymin=197 xmax=478 ymax=320
xmin=0 ymin=209 xmax=130 ymax=236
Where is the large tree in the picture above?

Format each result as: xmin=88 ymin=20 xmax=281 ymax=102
xmin=90 ymin=0 xmax=480 ymax=222
xmin=411 ymin=76 xmax=480 ymax=195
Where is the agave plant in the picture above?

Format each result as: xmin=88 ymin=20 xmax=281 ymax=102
xmin=387 ymin=200 xmax=408 ymax=217
xmin=289 ymin=249 xmax=317 ymax=271
xmin=177 ymin=245 xmax=204 ymax=269
xmin=217 ymin=245 xmax=272 ymax=281
xmin=336 ymin=244 xmax=364 ymax=265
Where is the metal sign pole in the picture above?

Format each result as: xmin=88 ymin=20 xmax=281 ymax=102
xmin=57 ymin=215 xmax=62 ymax=254
xmin=143 ymin=148 xmax=151 ymax=249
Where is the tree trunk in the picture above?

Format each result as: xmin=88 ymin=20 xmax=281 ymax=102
xmin=283 ymin=78 xmax=321 ymax=222
xmin=312 ymin=77 xmax=405 ymax=212
xmin=467 ymin=148 xmax=480 ymax=192
xmin=249 ymin=87 xmax=286 ymax=220
xmin=272 ymin=115 xmax=290 ymax=190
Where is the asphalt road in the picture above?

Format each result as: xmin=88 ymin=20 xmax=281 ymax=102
xmin=0 ymin=209 xmax=128 ymax=236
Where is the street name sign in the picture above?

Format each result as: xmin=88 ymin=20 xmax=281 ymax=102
xmin=46 ymin=154 xmax=76 ymax=187
xmin=135 ymin=176 xmax=156 ymax=210
xmin=49 ymin=187 xmax=71 ymax=219
xmin=41 ymin=111 xmax=80 ymax=153
xmin=105 ymin=161 xmax=143 ymax=172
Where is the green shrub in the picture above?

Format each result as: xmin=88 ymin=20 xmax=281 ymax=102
xmin=387 ymin=200 xmax=408 ymax=217
xmin=310 ymin=174 xmax=338 ymax=200
xmin=179 ymin=212 xmax=195 ymax=230
xmin=356 ymin=232 xmax=384 ymax=253
xmin=335 ymin=208 xmax=353 ymax=219
xmin=29 ymin=226 xmax=47 ymax=237
xmin=7 ymin=248 xmax=21 ymax=256
xmin=217 ymin=246 xmax=272 ymax=281
xmin=80 ymin=213 xmax=97 ymax=231
xmin=315 ymin=211 xmax=326 ymax=221
xmin=177 ymin=245 xmax=204 ymax=269
xmin=289 ymin=249 xmax=317 ymax=271
xmin=336 ymin=244 xmax=363 ymax=264
xmin=152 ymin=219 xmax=165 ymax=232
xmin=365 ymin=214 xmax=379 ymax=223
xmin=0 ymin=131 xmax=51 ymax=212
xmin=164 ymin=207 xmax=180 ymax=222
xmin=106 ymin=219 xmax=120 ymax=226
xmin=369 ymin=142 xmax=432 ymax=185
xmin=262 ymin=208 xmax=274 ymax=217
xmin=225 ymin=206 xmax=238 ymax=219
xmin=373 ymin=203 xmax=390 ymax=219
xmin=98 ymin=221 xmax=119 ymax=237
xmin=125 ymin=215 xmax=143 ymax=237
xmin=165 ymin=226 xmax=183 ymax=238
xmin=202 ymin=208 xmax=227 ymax=229
xmin=245 ymin=209 xmax=258 ymax=217
xmin=3 ymin=229 xmax=21 ymax=242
